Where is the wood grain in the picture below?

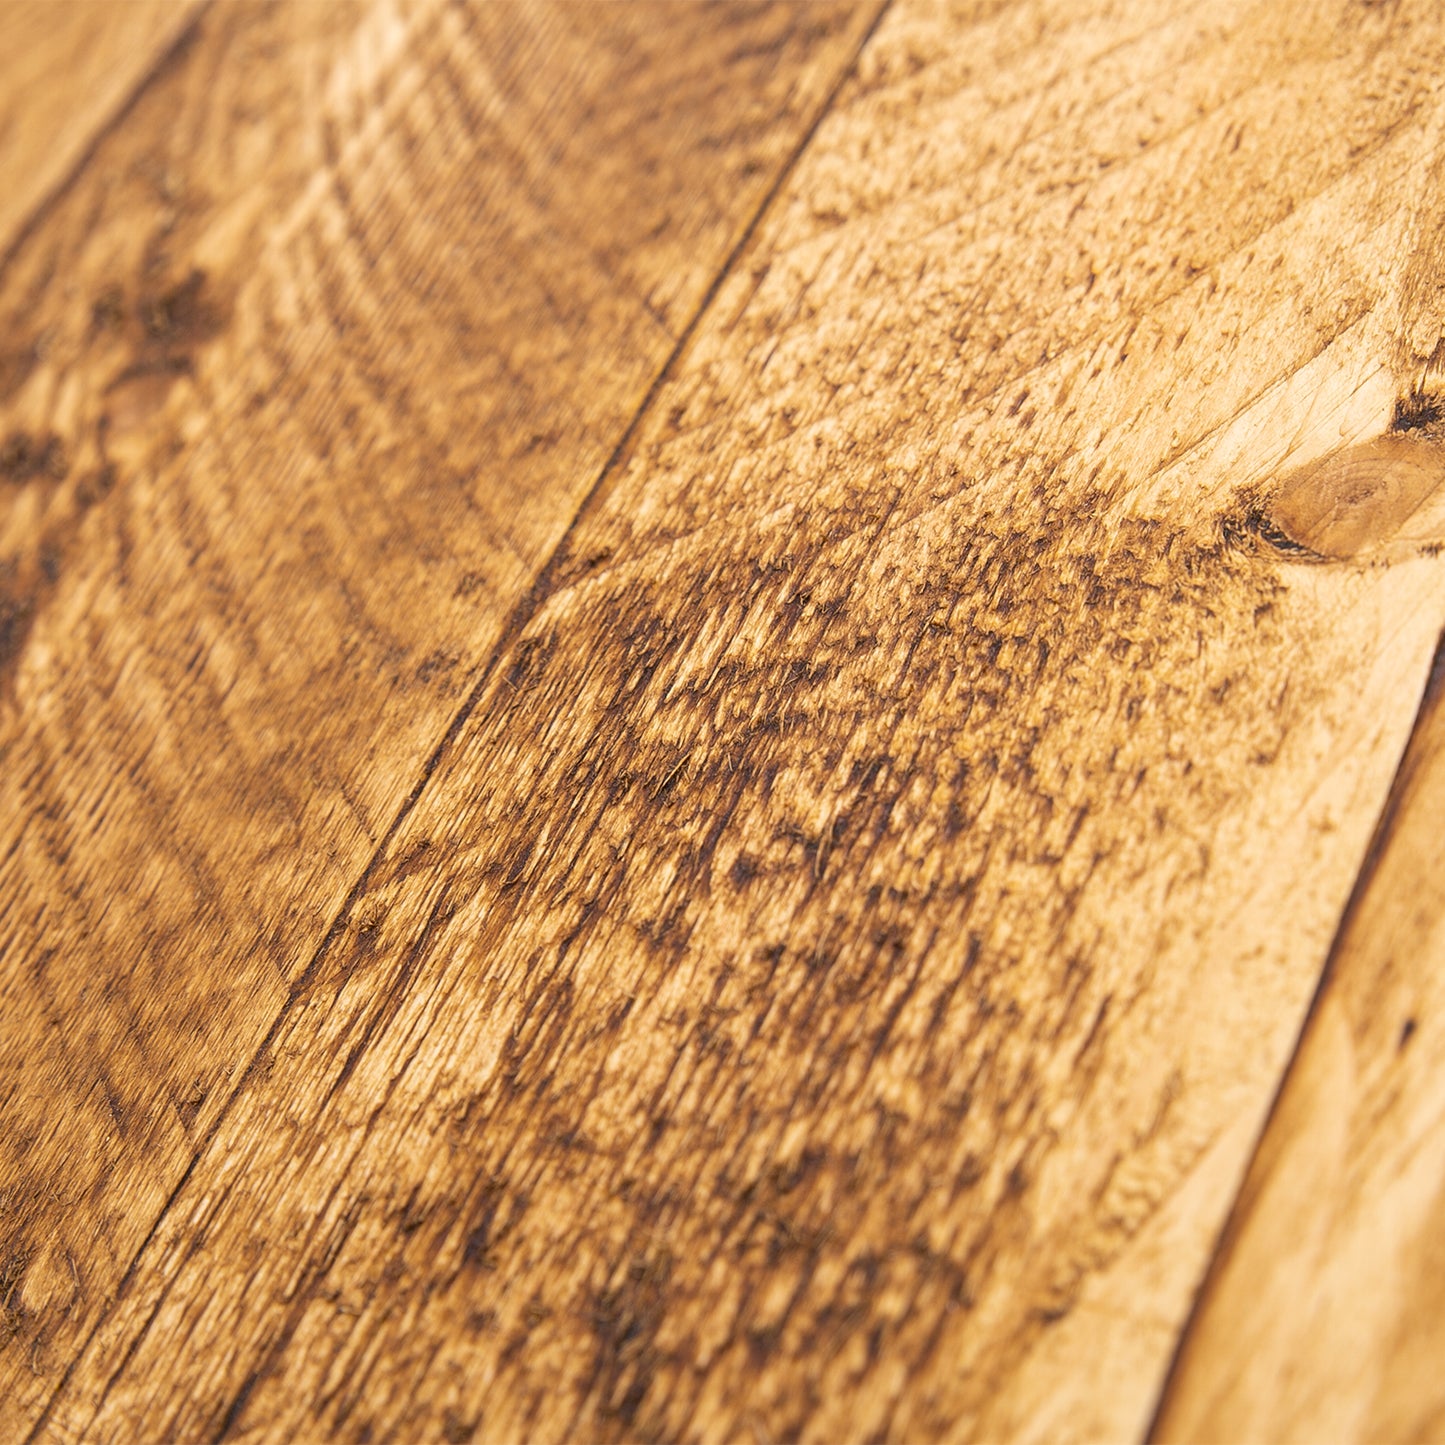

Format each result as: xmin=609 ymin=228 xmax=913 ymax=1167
xmin=1265 ymin=434 xmax=1445 ymax=561
xmin=1152 ymin=633 xmax=1445 ymax=1445
xmin=0 ymin=0 xmax=205 ymax=266
xmin=22 ymin=1 xmax=1445 ymax=1443
xmin=0 ymin=0 xmax=878 ymax=1433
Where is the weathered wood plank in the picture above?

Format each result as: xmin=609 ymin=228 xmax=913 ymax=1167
xmin=0 ymin=0 xmax=878 ymax=1432
xmin=30 ymin=1 xmax=1445 ymax=1442
xmin=1152 ymin=634 xmax=1445 ymax=1445
xmin=0 ymin=0 xmax=206 ymax=266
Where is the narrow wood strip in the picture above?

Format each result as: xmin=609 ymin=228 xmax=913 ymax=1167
xmin=0 ymin=2 xmax=878 ymax=1432
xmin=35 ymin=2 xmax=1445 ymax=1442
xmin=1150 ymin=631 xmax=1445 ymax=1443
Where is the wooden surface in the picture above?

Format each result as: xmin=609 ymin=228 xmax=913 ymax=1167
xmin=1153 ymin=635 xmax=1445 ymax=1445
xmin=0 ymin=0 xmax=204 ymax=266
xmin=0 ymin=0 xmax=881 ymax=1432
xmin=4 ymin=2 xmax=1445 ymax=1442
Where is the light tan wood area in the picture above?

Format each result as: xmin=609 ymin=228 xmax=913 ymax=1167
xmin=0 ymin=0 xmax=205 ymax=265
xmin=5 ymin=2 xmax=1445 ymax=1442
xmin=1154 ymin=638 xmax=1445 ymax=1445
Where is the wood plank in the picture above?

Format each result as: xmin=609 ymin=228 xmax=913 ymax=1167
xmin=30 ymin=2 xmax=1445 ymax=1442
xmin=1151 ymin=634 xmax=1445 ymax=1444
xmin=0 ymin=0 xmax=205 ymax=266
xmin=0 ymin=0 xmax=878 ymax=1432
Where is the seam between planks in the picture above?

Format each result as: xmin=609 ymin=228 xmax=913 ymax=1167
xmin=0 ymin=0 xmax=215 ymax=286
xmin=501 ymin=0 xmax=893 ymax=607
xmin=1141 ymin=624 xmax=1445 ymax=1444
xmin=19 ymin=3 xmax=895 ymax=1437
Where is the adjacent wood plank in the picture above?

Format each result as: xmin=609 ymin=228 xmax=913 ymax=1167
xmin=0 ymin=0 xmax=205 ymax=266
xmin=1152 ymin=635 xmax=1445 ymax=1444
xmin=33 ymin=1 xmax=1445 ymax=1442
xmin=0 ymin=1 xmax=878 ymax=1433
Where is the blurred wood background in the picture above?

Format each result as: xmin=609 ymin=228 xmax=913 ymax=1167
xmin=3 ymin=2 xmax=1444 ymax=1441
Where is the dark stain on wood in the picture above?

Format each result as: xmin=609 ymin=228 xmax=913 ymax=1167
xmin=159 ymin=480 xmax=1305 ymax=1441
xmin=0 ymin=432 xmax=67 ymax=484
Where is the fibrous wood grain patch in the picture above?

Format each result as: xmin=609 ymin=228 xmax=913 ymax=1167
xmin=0 ymin=0 xmax=877 ymax=1432
xmin=33 ymin=2 xmax=1445 ymax=1443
